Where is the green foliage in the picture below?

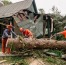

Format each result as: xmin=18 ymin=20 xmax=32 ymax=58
xmin=2 ymin=0 xmax=12 ymax=5
xmin=5 ymin=57 xmax=28 ymax=65
xmin=56 ymin=35 xmax=66 ymax=40
xmin=10 ymin=42 xmax=15 ymax=51
xmin=48 ymin=49 xmax=63 ymax=57
xmin=51 ymin=7 xmax=66 ymax=40
xmin=8 ymin=42 xmax=15 ymax=51
xmin=34 ymin=50 xmax=43 ymax=57
xmin=46 ymin=56 xmax=56 ymax=63
xmin=0 ymin=49 xmax=66 ymax=65
xmin=45 ymin=56 xmax=66 ymax=65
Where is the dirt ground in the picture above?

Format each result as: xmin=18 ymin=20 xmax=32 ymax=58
xmin=26 ymin=57 xmax=49 ymax=65
xmin=29 ymin=59 xmax=47 ymax=65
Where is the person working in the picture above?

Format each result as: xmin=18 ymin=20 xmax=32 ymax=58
xmin=57 ymin=26 xmax=66 ymax=38
xmin=2 ymin=25 xmax=16 ymax=54
xmin=20 ymin=28 xmax=33 ymax=39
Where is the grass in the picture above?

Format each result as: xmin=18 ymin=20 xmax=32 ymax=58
xmin=48 ymin=49 xmax=64 ymax=57
xmin=0 ymin=49 xmax=66 ymax=65
xmin=4 ymin=56 xmax=28 ymax=65
xmin=44 ymin=56 xmax=66 ymax=65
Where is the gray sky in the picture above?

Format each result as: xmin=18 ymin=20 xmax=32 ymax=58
xmin=10 ymin=0 xmax=66 ymax=16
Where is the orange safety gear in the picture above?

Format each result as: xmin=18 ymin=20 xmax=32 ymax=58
xmin=60 ymin=30 xmax=66 ymax=38
xmin=6 ymin=25 xmax=12 ymax=29
xmin=2 ymin=38 xmax=11 ymax=54
xmin=20 ymin=28 xmax=24 ymax=32
xmin=23 ymin=29 xmax=33 ymax=37
xmin=20 ymin=28 xmax=33 ymax=38
xmin=2 ymin=38 xmax=7 ymax=53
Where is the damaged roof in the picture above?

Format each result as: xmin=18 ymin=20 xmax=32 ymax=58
xmin=0 ymin=0 xmax=33 ymax=18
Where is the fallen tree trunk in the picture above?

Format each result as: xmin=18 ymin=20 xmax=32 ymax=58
xmin=6 ymin=37 xmax=66 ymax=50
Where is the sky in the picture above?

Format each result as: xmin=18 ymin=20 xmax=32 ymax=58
xmin=10 ymin=0 xmax=66 ymax=16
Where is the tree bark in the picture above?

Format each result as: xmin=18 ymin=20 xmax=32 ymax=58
xmin=6 ymin=37 xmax=66 ymax=50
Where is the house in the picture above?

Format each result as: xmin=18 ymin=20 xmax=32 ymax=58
xmin=0 ymin=0 xmax=53 ymax=43
xmin=0 ymin=0 xmax=38 ymax=42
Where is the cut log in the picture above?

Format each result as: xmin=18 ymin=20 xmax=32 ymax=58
xmin=6 ymin=37 xmax=66 ymax=50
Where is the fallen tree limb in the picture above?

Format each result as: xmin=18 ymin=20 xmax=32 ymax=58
xmin=6 ymin=36 xmax=66 ymax=50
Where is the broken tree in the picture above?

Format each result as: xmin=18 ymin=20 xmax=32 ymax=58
xmin=6 ymin=36 xmax=66 ymax=50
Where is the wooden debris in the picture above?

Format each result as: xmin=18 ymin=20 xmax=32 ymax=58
xmin=0 ymin=60 xmax=7 ymax=64
xmin=61 ymin=54 xmax=66 ymax=59
xmin=43 ymin=52 xmax=57 ymax=56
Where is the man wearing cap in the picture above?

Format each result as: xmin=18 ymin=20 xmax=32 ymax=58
xmin=2 ymin=25 xmax=16 ymax=54
xmin=20 ymin=28 xmax=33 ymax=39
xmin=57 ymin=26 xmax=66 ymax=38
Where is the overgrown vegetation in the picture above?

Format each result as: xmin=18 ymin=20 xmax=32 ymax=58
xmin=48 ymin=6 xmax=66 ymax=40
xmin=45 ymin=56 xmax=66 ymax=65
xmin=0 ymin=49 xmax=66 ymax=65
